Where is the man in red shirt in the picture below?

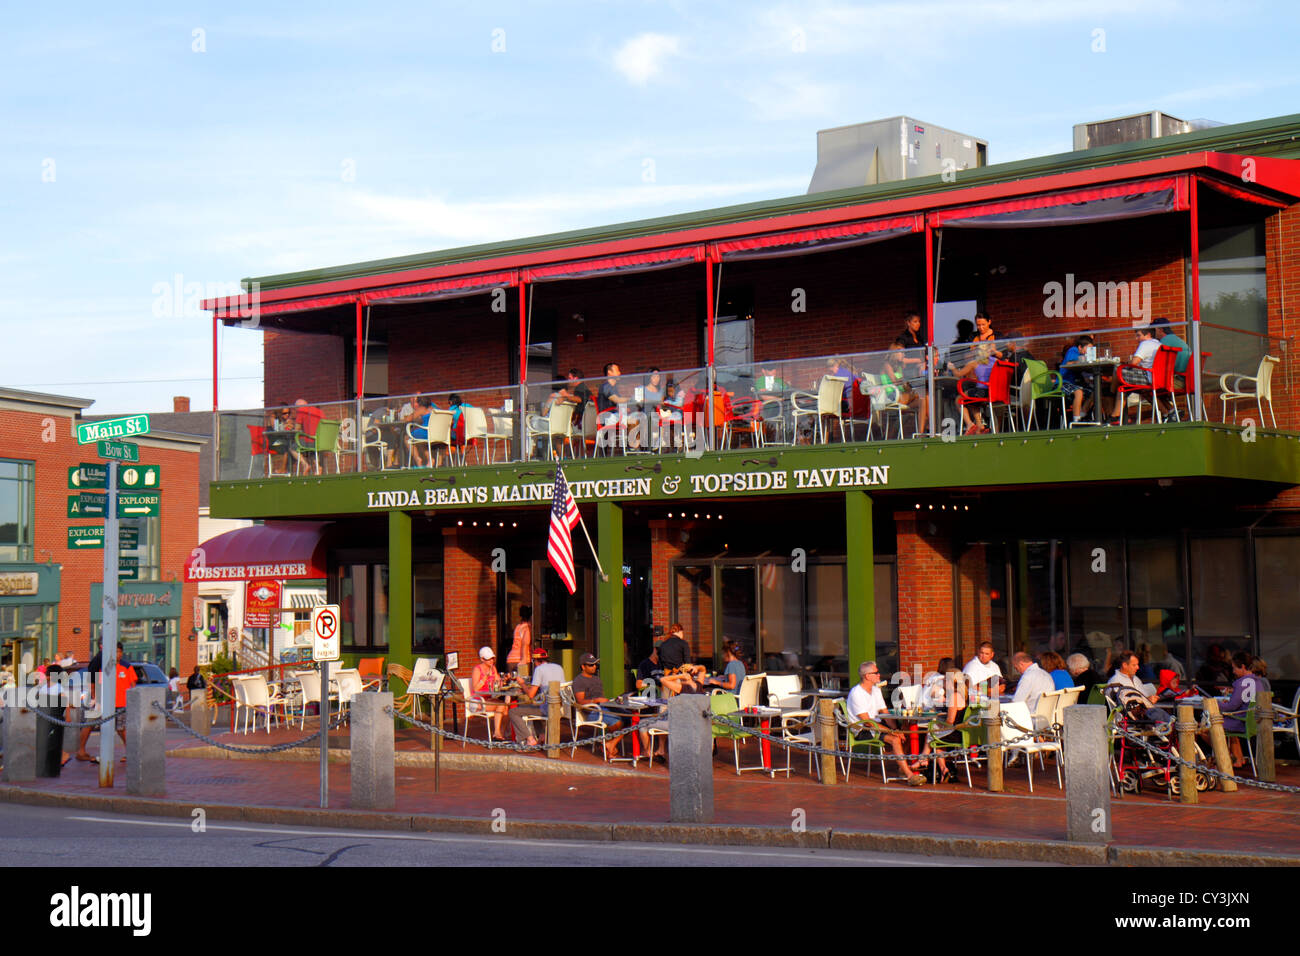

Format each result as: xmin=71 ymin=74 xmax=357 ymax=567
xmin=74 ymin=644 xmax=137 ymax=763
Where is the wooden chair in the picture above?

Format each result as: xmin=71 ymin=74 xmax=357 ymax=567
xmin=388 ymin=663 xmax=422 ymax=720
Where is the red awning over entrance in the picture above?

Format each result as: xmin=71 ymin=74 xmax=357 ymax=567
xmin=184 ymin=521 xmax=330 ymax=583
xmin=364 ymin=269 xmax=519 ymax=305
xmin=522 ymin=246 xmax=704 ymax=283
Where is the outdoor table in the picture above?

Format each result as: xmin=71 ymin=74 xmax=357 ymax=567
xmin=465 ymin=685 xmax=524 ymax=739
xmin=263 ymin=429 xmax=295 ymax=473
xmin=373 ymin=420 xmax=406 ymax=467
xmin=886 ymin=710 xmax=940 ymax=759
xmin=814 ymin=688 xmax=846 ymax=698
xmin=736 ymin=705 xmax=784 ymax=776
xmin=600 ymin=698 xmax=663 ymax=763
xmin=1060 ymin=357 xmax=1121 ymax=424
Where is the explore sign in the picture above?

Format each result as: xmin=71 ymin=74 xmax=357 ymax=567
xmin=362 ymin=464 xmax=892 ymax=512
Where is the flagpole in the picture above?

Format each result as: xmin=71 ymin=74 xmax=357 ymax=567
xmin=558 ymin=467 xmax=608 ymax=582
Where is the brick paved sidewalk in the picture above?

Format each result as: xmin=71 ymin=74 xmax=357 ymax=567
xmin=22 ymin=720 xmax=1300 ymax=859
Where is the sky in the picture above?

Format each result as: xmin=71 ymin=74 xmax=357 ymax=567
xmin=3 ymin=0 xmax=1299 ymax=414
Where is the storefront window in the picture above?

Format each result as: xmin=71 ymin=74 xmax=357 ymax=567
xmin=413 ymin=563 xmax=444 ymax=655
xmin=673 ymin=565 xmax=714 ymax=663
xmin=807 ymin=563 xmax=848 ymax=676
xmin=1189 ymin=536 xmax=1251 ymax=679
xmin=332 ymin=563 xmax=387 ymax=651
xmin=1127 ymin=537 xmax=1185 ymax=673
xmin=718 ymin=565 xmax=757 ymax=667
xmin=1256 ymin=535 xmax=1300 ymax=681
xmin=0 ymin=460 xmax=34 ymax=562
xmin=1069 ymin=537 xmax=1125 ymax=669
xmin=1017 ymin=540 xmax=1066 ymax=659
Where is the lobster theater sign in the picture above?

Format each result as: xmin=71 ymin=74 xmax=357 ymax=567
xmin=363 ymin=464 xmax=893 ymax=510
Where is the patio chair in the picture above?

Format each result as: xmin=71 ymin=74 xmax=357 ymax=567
xmin=296 ymin=419 xmax=341 ymax=474
xmin=563 ymin=684 xmax=608 ymax=760
xmin=737 ymin=672 xmax=766 ymax=710
xmin=1272 ymin=687 xmax=1300 ymax=759
xmin=356 ymin=656 xmax=385 ymax=691
xmin=926 ymin=706 xmax=986 ymax=787
xmin=834 ymin=698 xmax=887 ymax=782
xmin=1219 ymin=354 xmax=1279 ymax=428
xmin=460 ymin=406 xmax=491 ymax=465
xmin=1222 ymin=702 xmax=1257 ymax=776
xmin=1000 ymin=701 xmax=1062 ymax=793
xmin=247 ymin=424 xmax=272 ymax=478
xmin=709 ymin=692 xmax=753 ymax=775
xmin=543 ymin=400 xmax=579 ymax=459
xmin=791 ymin=375 xmax=848 ymax=444
xmin=484 ymin=410 xmax=512 ymax=462
xmin=359 ymin=415 xmax=389 ymax=470
xmin=779 ymin=707 xmax=821 ymax=779
xmin=457 ymin=677 xmax=496 ymax=747
xmin=1022 ymin=359 xmax=1066 ymax=430
xmin=767 ymin=674 xmax=814 ymax=712
xmin=333 ymin=669 xmax=364 ymax=724
xmin=387 ymin=663 xmax=422 ymax=721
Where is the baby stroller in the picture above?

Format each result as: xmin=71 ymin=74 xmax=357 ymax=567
xmin=1107 ymin=683 xmax=1214 ymax=797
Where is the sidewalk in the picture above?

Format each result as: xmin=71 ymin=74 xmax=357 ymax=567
xmin=6 ymin=721 xmax=1299 ymax=865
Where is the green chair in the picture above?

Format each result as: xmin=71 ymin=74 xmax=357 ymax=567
xmin=1022 ymin=359 xmax=1067 ymax=430
xmin=710 ymin=692 xmax=752 ymax=775
xmin=1086 ymin=684 xmax=1106 ymax=708
xmin=834 ymin=698 xmax=887 ymax=782
xmin=927 ymin=705 xmax=987 ymax=787
xmin=296 ymin=419 xmax=341 ymax=474
xmin=1223 ymin=703 xmax=1258 ymax=776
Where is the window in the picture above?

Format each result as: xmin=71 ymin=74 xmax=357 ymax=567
xmin=1256 ymin=535 xmax=1300 ymax=681
xmin=413 ymin=563 xmax=443 ymax=655
xmin=119 ymin=516 xmax=160 ymax=581
xmin=332 ymin=563 xmax=388 ymax=651
xmin=0 ymin=460 xmax=34 ymax=562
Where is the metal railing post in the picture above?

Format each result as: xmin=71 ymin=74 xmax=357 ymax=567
xmin=926 ymin=344 xmax=937 ymax=437
xmin=1190 ymin=320 xmax=1203 ymax=421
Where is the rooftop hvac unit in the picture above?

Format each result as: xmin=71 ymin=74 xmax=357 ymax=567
xmin=1072 ymin=111 xmax=1221 ymax=150
xmin=807 ymin=116 xmax=988 ymax=193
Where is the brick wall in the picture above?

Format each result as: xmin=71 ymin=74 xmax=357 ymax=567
xmin=441 ymin=528 xmax=498 ymax=669
xmin=894 ymin=511 xmax=955 ymax=673
xmin=956 ymin=542 xmax=993 ymax=663
xmin=0 ymin=405 xmax=199 ymax=671
xmin=263 ymin=329 xmax=346 ymax=407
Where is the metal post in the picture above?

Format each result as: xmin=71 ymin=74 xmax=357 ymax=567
xmin=1177 ymin=704 xmax=1198 ymax=805
xmin=985 ymin=699 xmax=1003 ymax=792
xmin=1203 ymin=697 xmax=1237 ymax=793
xmin=546 ymin=681 xmax=561 ymax=759
xmin=1258 ymin=690 xmax=1275 ymax=783
xmin=99 ymin=460 xmax=118 ymax=788
xmin=1188 ymin=179 xmax=1203 ymax=421
xmin=319 ymin=659 xmax=329 ymax=808
xmin=433 ymin=695 xmax=443 ymax=793
xmin=817 ymin=697 xmax=837 ymax=785
xmin=926 ymin=344 xmax=937 ymax=439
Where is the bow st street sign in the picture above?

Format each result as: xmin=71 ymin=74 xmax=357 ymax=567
xmin=97 ymin=439 xmax=139 ymax=462
xmin=77 ymin=415 xmax=150 ymax=445
xmin=116 ymin=493 xmax=160 ymax=518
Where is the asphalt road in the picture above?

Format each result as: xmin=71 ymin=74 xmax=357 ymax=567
xmin=0 ymin=804 xmax=1055 ymax=866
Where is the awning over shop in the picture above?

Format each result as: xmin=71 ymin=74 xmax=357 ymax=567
xmin=713 ymin=214 xmax=922 ymax=260
xmin=185 ymin=521 xmax=329 ymax=583
xmin=214 ymin=293 xmax=356 ymax=322
xmin=286 ymin=589 xmax=328 ymax=609
xmin=930 ymin=176 xmax=1190 ymax=228
xmin=522 ymin=246 xmax=704 ymax=283
xmin=365 ymin=269 xmax=519 ymax=305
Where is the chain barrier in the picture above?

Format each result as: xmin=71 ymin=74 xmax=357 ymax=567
xmin=1113 ymin=724 xmax=1300 ymax=795
xmin=152 ymin=702 xmax=350 ymax=755
xmin=708 ymin=711 xmax=1054 ymax=762
xmin=385 ymin=705 xmax=654 ymax=753
xmin=32 ymin=707 xmax=120 ymax=729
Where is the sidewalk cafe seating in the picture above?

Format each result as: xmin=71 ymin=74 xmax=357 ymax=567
xmin=356 ymin=656 xmax=385 ymax=690
xmin=711 ymin=691 xmax=778 ymax=775
xmin=925 ymin=706 xmax=986 ymax=787
xmin=1220 ymin=354 xmax=1280 ymax=428
xmin=779 ymin=707 xmax=821 ymax=779
xmin=247 ymin=425 xmax=272 ymax=478
xmin=1222 ymin=702 xmax=1258 ymax=776
xmin=791 ymin=375 xmax=848 ymax=444
xmin=957 ymin=360 xmax=1018 ymax=433
xmin=562 ymin=683 xmax=608 ymax=760
xmin=457 ymin=677 xmax=496 ymax=747
xmin=232 ymin=673 xmax=285 ymax=734
xmin=834 ymin=697 xmax=887 ymax=782
xmin=1000 ymin=701 xmax=1062 ymax=793
xmin=387 ymin=663 xmax=422 ymax=721
xmin=1273 ymin=687 xmax=1300 ymax=758
xmin=359 ymin=415 xmax=389 ymax=470
xmin=766 ymin=674 xmax=815 ymax=712
xmin=1021 ymin=359 xmax=1067 ymax=430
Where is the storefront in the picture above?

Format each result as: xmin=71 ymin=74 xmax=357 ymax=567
xmin=90 ymin=581 xmax=182 ymax=669
xmin=0 ymin=563 xmax=60 ymax=670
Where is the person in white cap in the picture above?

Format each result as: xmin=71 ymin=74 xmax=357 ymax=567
xmin=470 ymin=646 xmax=507 ymax=740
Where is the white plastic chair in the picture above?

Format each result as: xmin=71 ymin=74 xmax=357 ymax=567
xmin=1001 ymin=701 xmax=1062 ymax=793
xmin=460 ymin=407 xmax=490 ymax=465
xmin=766 ymin=674 xmax=813 ymax=711
xmin=791 ymin=376 xmax=848 ymax=444
xmin=1220 ymin=354 xmax=1279 ymax=428
xmin=562 ymin=684 xmax=608 ymax=760
xmin=359 ymin=415 xmax=389 ymax=470
xmin=238 ymin=674 xmax=283 ymax=733
xmin=545 ymin=400 xmax=578 ymax=459
xmin=484 ymin=411 xmax=511 ymax=462
xmin=779 ymin=708 xmax=821 ymax=779
xmin=333 ymin=669 xmax=364 ymax=723
xmin=457 ymin=677 xmax=495 ymax=747
xmin=737 ymin=672 xmax=765 ymax=709
xmin=407 ymin=410 xmax=452 ymax=468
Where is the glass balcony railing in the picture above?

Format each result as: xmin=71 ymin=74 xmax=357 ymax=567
xmin=214 ymin=324 xmax=1293 ymax=481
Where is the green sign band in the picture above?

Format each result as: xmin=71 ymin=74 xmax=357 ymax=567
xmin=77 ymin=414 xmax=150 ymax=445
xmin=116 ymin=493 xmax=160 ymax=518
xmin=97 ymin=439 xmax=139 ymax=462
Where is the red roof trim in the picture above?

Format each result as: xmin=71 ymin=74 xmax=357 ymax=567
xmin=712 ymin=214 xmax=922 ymax=256
xmin=362 ymin=269 xmax=519 ymax=303
xmin=213 ymin=292 xmax=357 ymax=320
xmin=521 ymin=246 xmax=703 ymax=282
xmin=203 ymin=151 xmax=1300 ymax=311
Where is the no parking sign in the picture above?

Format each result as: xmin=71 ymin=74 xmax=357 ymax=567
xmin=311 ymin=604 xmax=341 ymax=662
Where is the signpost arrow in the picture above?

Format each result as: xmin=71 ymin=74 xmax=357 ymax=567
xmin=67 ymin=493 xmax=107 ymax=518
xmin=67 ymin=526 xmax=105 ymax=549
xmin=115 ymin=492 xmax=161 ymax=518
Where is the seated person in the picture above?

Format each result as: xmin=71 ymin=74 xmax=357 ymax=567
xmin=962 ymin=641 xmax=1006 ymax=705
xmin=635 ymin=644 xmax=661 ymax=694
xmin=1108 ymin=326 xmax=1160 ymax=423
xmin=846 ymin=660 xmax=925 ymax=786
xmin=881 ymin=338 xmax=928 ymax=433
xmin=571 ymin=653 xmax=623 ymax=759
xmin=1107 ymin=650 xmax=1171 ymax=726
xmin=404 ymin=395 xmax=434 ymax=466
xmin=643 ymin=368 xmax=667 ymax=406
xmin=469 ymin=646 xmax=507 ymax=739
xmin=1065 ymin=653 xmax=1103 ymax=697
xmin=508 ymin=648 xmax=565 ymax=746
xmin=956 ymin=352 xmax=997 ymax=434
xmin=924 ymin=657 xmax=969 ymax=784
xmin=658 ymin=662 xmax=707 ymax=697
xmin=1059 ymin=335 xmax=1096 ymax=424
xmin=1217 ymin=651 xmax=1268 ymax=769
xmin=555 ymin=369 xmax=590 ymax=425
xmin=1010 ymin=651 xmax=1055 ymax=713
xmin=596 ymin=364 xmax=631 ymax=426
xmin=291 ymin=398 xmax=324 ymax=473
xmin=1041 ymin=651 xmax=1073 ymax=691
xmin=703 ymin=641 xmax=746 ymax=696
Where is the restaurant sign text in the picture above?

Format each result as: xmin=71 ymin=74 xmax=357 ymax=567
xmin=363 ymin=464 xmax=891 ymax=511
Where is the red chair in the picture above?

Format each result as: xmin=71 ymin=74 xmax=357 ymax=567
xmin=957 ymin=360 xmax=1018 ymax=433
xmin=1117 ymin=350 xmax=1170 ymax=424
xmin=725 ymin=395 xmax=764 ymax=448
xmin=1155 ymin=346 xmax=1211 ymax=421
xmin=247 ymin=424 xmax=270 ymax=478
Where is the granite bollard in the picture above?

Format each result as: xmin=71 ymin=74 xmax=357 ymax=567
xmin=351 ymin=692 xmax=395 ymax=810
xmin=126 ymin=685 xmax=167 ymax=796
xmin=668 ymin=694 xmax=713 ymax=824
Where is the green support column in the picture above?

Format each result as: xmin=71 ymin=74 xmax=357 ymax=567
xmin=845 ymin=490 xmax=875 ymax=671
xmin=388 ymin=509 xmax=413 ymax=673
xmin=596 ymin=500 xmax=625 ymax=696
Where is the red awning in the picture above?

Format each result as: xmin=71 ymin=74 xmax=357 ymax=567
xmin=930 ymin=176 xmax=1190 ymax=228
xmin=1196 ymin=174 xmax=1291 ymax=209
xmin=184 ymin=521 xmax=329 ymax=583
xmin=214 ymin=293 xmax=356 ymax=322
xmin=522 ymin=246 xmax=704 ymax=283
xmin=713 ymin=214 xmax=922 ymax=260
xmin=365 ymin=269 xmax=519 ymax=305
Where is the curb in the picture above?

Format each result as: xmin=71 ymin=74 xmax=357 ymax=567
xmin=3 ymin=785 xmax=1297 ymax=865
xmin=167 ymin=746 xmax=640 ymax=778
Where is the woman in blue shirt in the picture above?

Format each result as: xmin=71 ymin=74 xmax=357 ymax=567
xmin=707 ymin=641 xmax=747 ymax=697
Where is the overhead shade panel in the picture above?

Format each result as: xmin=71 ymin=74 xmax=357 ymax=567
xmin=184 ymin=521 xmax=330 ymax=583
xmin=1196 ymin=174 xmax=1290 ymax=209
xmin=715 ymin=214 xmax=923 ymax=260
xmin=931 ymin=176 xmax=1189 ymax=228
xmin=365 ymin=269 xmax=519 ymax=305
xmin=523 ymin=246 xmax=703 ymax=283
xmin=214 ymin=293 xmax=356 ymax=321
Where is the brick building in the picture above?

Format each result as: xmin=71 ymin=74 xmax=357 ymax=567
xmin=200 ymin=113 xmax=1300 ymax=702
xmin=0 ymin=388 xmax=202 ymax=674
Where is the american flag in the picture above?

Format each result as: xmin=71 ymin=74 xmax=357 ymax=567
xmin=548 ymin=469 xmax=581 ymax=594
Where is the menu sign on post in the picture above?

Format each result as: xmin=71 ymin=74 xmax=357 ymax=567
xmin=243 ymin=579 xmax=282 ymax=628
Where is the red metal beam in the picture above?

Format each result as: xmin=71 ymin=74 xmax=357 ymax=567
xmin=705 ymin=253 xmax=715 ymax=366
xmin=518 ymin=281 xmax=528 ymax=384
xmin=924 ymin=217 xmax=935 ymax=347
xmin=202 ymin=151 xmax=1298 ymax=312
xmin=212 ymin=314 xmax=219 ymax=412
xmin=355 ymin=300 xmax=364 ymax=400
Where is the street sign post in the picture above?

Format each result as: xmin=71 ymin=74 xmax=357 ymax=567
xmin=311 ymin=604 xmax=341 ymax=810
xmin=99 ymin=460 xmax=120 ymax=788
xmin=96 ymin=440 xmax=139 ymax=463
xmin=67 ymin=493 xmax=107 ymax=518
xmin=115 ymin=493 xmax=160 ymax=518
xmin=67 ymin=464 xmax=107 ymax=489
xmin=119 ymin=465 xmax=160 ymax=489
xmin=67 ymin=526 xmax=105 ymax=549
xmin=77 ymin=414 xmax=150 ymax=445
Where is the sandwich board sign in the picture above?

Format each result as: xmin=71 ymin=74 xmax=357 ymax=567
xmin=310 ymin=604 xmax=341 ymax=662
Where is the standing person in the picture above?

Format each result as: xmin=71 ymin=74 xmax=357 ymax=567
xmin=846 ymin=661 xmax=925 ymax=786
xmin=962 ymin=641 xmax=1005 ymax=704
xmin=657 ymin=623 xmax=691 ymax=672
xmin=74 ymin=645 xmax=135 ymax=763
xmin=166 ymin=667 xmax=183 ymax=712
xmin=508 ymin=648 xmax=566 ymax=747
xmin=506 ymin=605 xmax=533 ymax=676
xmin=898 ymin=310 xmax=929 ymax=389
xmin=571 ymin=653 xmax=624 ymax=760
xmin=185 ymin=665 xmax=206 ymax=708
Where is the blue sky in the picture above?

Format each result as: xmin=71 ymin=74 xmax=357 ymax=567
xmin=3 ymin=0 xmax=1298 ymax=413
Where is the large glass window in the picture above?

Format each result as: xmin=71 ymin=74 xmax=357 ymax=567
xmin=413 ymin=563 xmax=444 ymax=655
xmin=1127 ymin=537 xmax=1185 ymax=674
xmin=332 ymin=563 xmax=387 ymax=651
xmin=1069 ymin=537 xmax=1125 ymax=668
xmin=1256 ymin=535 xmax=1300 ymax=682
xmin=0 ymin=460 xmax=34 ymax=562
xmin=1189 ymin=536 xmax=1251 ymax=680
xmin=1199 ymin=211 xmax=1268 ymax=379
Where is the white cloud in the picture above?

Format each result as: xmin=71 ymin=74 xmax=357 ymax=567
xmin=612 ymin=33 xmax=683 ymax=86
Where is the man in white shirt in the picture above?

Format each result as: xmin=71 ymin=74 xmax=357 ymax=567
xmin=1108 ymin=650 xmax=1170 ymax=724
xmin=1010 ymin=652 xmax=1055 ymax=713
xmin=962 ymin=641 xmax=1005 ymax=702
xmin=1110 ymin=326 xmax=1161 ymax=420
xmin=508 ymin=647 xmax=567 ymax=746
xmin=846 ymin=661 xmax=924 ymax=786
